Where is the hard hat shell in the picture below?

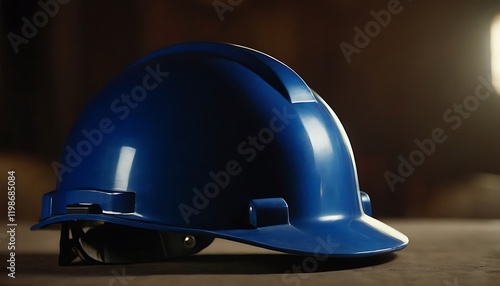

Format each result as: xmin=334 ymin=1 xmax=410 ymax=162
xmin=32 ymin=42 xmax=408 ymax=257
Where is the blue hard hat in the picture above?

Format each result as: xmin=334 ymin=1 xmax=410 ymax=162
xmin=32 ymin=42 xmax=408 ymax=264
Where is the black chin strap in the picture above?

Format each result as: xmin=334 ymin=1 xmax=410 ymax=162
xmin=59 ymin=222 xmax=77 ymax=265
xmin=59 ymin=221 xmax=103 ymax=265
xmin=59 ymin=221 xmax=214 ymax=265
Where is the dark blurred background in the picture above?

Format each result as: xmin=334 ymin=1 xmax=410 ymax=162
xmin=1 ymin=0 xmax=500 ymax=221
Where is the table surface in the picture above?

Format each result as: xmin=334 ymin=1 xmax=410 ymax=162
xmin=0 ymin=219 xmax=499 ymax=285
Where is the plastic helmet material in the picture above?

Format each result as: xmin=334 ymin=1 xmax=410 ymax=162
xmin=32 ymin=42 xmax=408 ymax=264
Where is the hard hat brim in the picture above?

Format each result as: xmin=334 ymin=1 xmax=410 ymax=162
xmin=32 ymin=214 xmax=407 ymax=257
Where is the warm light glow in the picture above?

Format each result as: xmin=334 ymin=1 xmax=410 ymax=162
xmin=491 ymin=14 xmax=500 ymax=93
